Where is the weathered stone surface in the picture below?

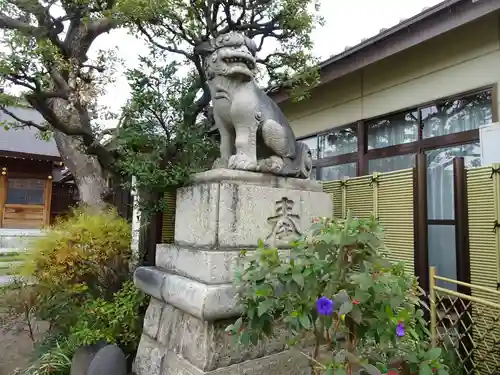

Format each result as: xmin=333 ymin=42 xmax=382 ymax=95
xmin=142 ymin=298 xmax=164 ymax=339
xmin=192 ymin=169 xmax=322 ymax=192
xmin=175 ymin=183 xmax=220 ymax=248
xmin=197 ymin=32 xmax=312 ymax=178
xmin=156 ymin=303 xmax=287 ymax=371
xmin=156 ymin=245 xmax=291 ymax=285
xmin=175 ymin=175 xmax=332 ymax=249
xmin=162 ymin=349 xmax=311 ymax=375
xmin=217 ymin=182 xmax=331 ymax=248
xmin=134 ymin=267 xmax=239 ymax=320
xmin=156 ymin=245 xmax=241 ymax=284
xmin=134 ymin=266 xmax=165 ymax=301
xmin=133 ymin=335 xmax=166 ymax=375
xmin=86 ymin=345 xmax=127 ymax=375
xmin=134 ymin=168 xmax=332 ymax=375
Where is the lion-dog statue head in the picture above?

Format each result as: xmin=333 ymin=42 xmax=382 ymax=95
xmin=195 ymin=32 xmax=258 ymax=82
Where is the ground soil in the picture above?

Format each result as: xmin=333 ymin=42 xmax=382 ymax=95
xmin=0 ymin=297 xmax=49 ymax=375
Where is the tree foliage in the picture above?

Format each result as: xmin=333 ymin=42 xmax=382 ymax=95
xmin=114 ymin=57 xmax=217 ymax=217
xmin=0 ymin=0 xmax=121 ymax=164
xmin=119 ymin=0 xmax=324 ymax=122
xmin=0 ymin=0 xmax=323 ymax=208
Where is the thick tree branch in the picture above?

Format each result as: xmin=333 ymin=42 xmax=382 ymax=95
xmin=0 ymin=105 xmax=49 ymax=131
xmin=0 ymin=13 xmax=41 ymax=35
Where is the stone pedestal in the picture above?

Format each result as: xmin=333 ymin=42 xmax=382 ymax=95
xmin=133 ymin=169 xmax=333 ymax=375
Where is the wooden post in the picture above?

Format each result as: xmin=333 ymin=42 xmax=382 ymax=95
xmin=0 ymin=167 xmax=6 ymax=228
xmin=453 ymin=157 xmax=470 ymax=292
xmin=452 ymin=157 xmax=474 ymax=375
xmin=372 ymin=172 xmax=379 ymax=219
xmin=44 ymin=176 xmax=53 ymax=226
xmin=415 ymin=153 xmax=429 ymax=292
xmin=429 ymin=266 xmax=437 ymax=348
xmin=356 ymin=120 xmax=367 ymax=176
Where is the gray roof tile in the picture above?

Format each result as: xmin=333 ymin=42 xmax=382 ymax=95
xmin=0 ymin=107 xmax=60 ymax=157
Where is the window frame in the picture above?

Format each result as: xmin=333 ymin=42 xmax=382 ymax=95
xmin=298 ymin=85 xmax=497 ymax=180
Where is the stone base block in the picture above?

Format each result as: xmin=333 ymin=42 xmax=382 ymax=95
xmin=134 ymin=170 xmax=330 ymax=375
xmin=174 ymin=169 xmax=332 ymax=249
xmin=133 ymin=300 xmax=310 ymax=375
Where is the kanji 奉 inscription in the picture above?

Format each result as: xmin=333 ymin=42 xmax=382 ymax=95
xmin=266 ymin=197 xmax=301 ymax=243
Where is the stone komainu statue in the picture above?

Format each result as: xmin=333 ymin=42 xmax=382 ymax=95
xmin=195 ymin=32 xmax=313 ymax=179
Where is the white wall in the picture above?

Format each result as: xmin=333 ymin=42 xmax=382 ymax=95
xmin=281 ymin=13 xmax=500 ymax=138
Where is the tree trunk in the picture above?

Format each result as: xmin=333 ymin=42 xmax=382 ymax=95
xmin=49 ymin=95 xmax=110 ymax=210
xmin=53 ymin=130 xmax=109 ymax=209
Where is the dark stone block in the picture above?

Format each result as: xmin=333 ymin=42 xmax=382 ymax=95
xmin=86 ymin=344 xmax=127 ymax=375
xmin=134 ymin=266 xmax=166 ymax=301
xmin=70 ymin=341 xmax=109 ymax=375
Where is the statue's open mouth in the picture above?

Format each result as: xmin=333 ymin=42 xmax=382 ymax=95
xmin=222 ymin=55 xmax=256 ymax=70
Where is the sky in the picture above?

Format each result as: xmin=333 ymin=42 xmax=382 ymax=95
xmin=88 ymin=0 xmax=446 ymax=127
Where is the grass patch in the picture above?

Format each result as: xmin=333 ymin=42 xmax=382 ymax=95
xmin=0 ymin=251 xmax=21 ymax=258
xmin=0 ymin=255 xmax=24 ymax=263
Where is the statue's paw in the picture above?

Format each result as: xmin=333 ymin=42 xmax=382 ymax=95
xmin=228 ymin=153 xmax=258 ymax=171
xmin=258 ymin=156 xmax=284 ymax=174
xmin=213 ymin=157 xmax=229 ymax=169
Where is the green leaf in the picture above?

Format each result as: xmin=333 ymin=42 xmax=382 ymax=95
xmin=361 ymin=363 xmax=381 ymax=375
xmin=323 ymin=368 xmax=335 ymax=375
xmin=292 ymin=272 xmax=305 ymax=287
xmin=334 ymin=290 xmax=350 ymax=304
xmin=426 ymin=347 xmax=442 ymax=361
xmin=419 ymin=364 xmax=432 ymax=375
xmin=240 ymin=331 xmax=250 ymax=346
xmin=257 ymin=300 xmax=274 ymax=317
xmin=438 ymin=369 xmax=449 ymax=375
xmin=334 ymin=369 xmax=346 ymax=375
xmin=339 ymin=301 xmax=353 ymax=315
xmin=350 ymin=306 xmax=363 ymax=324
xmin=299 ymin=314 xmax=311 ymax=329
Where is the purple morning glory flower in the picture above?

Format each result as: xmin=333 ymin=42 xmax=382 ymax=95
xmin=316 ymin=296 xmax=334 ymax=316
xmin=396 ymin=322 xmax=405 ymax=337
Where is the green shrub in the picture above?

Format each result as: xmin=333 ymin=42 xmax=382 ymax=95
xmin=18 ymin=207 xmax=133 ymax=332
xmin=9 ymin=281 xmax=147 ymax=375
xmin=69 ymin=280 xmax=148 ymax=353
xmin=1 ymin=208 xmax=146 ymax=375
xmin=23 ymin=342 xmax=73 ymax=375
xmin=227 ymin=213 xmax=449 ymax=375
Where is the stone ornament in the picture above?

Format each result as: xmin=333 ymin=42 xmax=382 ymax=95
xmin=195 ymin=32 xmax=313 ymax=179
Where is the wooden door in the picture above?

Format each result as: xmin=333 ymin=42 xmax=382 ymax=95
xmin=1 ymin=177 xmax=52 ymax=229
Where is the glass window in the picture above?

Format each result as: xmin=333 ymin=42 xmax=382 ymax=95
xmin=318 ymin=126 xmax=357 ymax=158
xmin=426 ymin=143 xmax=481 ymax=220
xmin=368 ymin=154 xmax=416 ymax=174
xmin=318 ymin=163 xmax=357 ymax=181
xmin=299 ymin=136 xmax=318 ymax=160
xmin=367 ymin=110 xmax=419 ymax=150
xmin=428 ymin=225 xmax=457 ymax=291
xmin=422 ymin=90 xmax=492 ymax=139
xmin=6 ymin=178 xmax=46 ymax=205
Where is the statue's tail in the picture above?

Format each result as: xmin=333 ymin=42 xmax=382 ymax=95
xmin=281 ymin=141 xmax=313 ymax=179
